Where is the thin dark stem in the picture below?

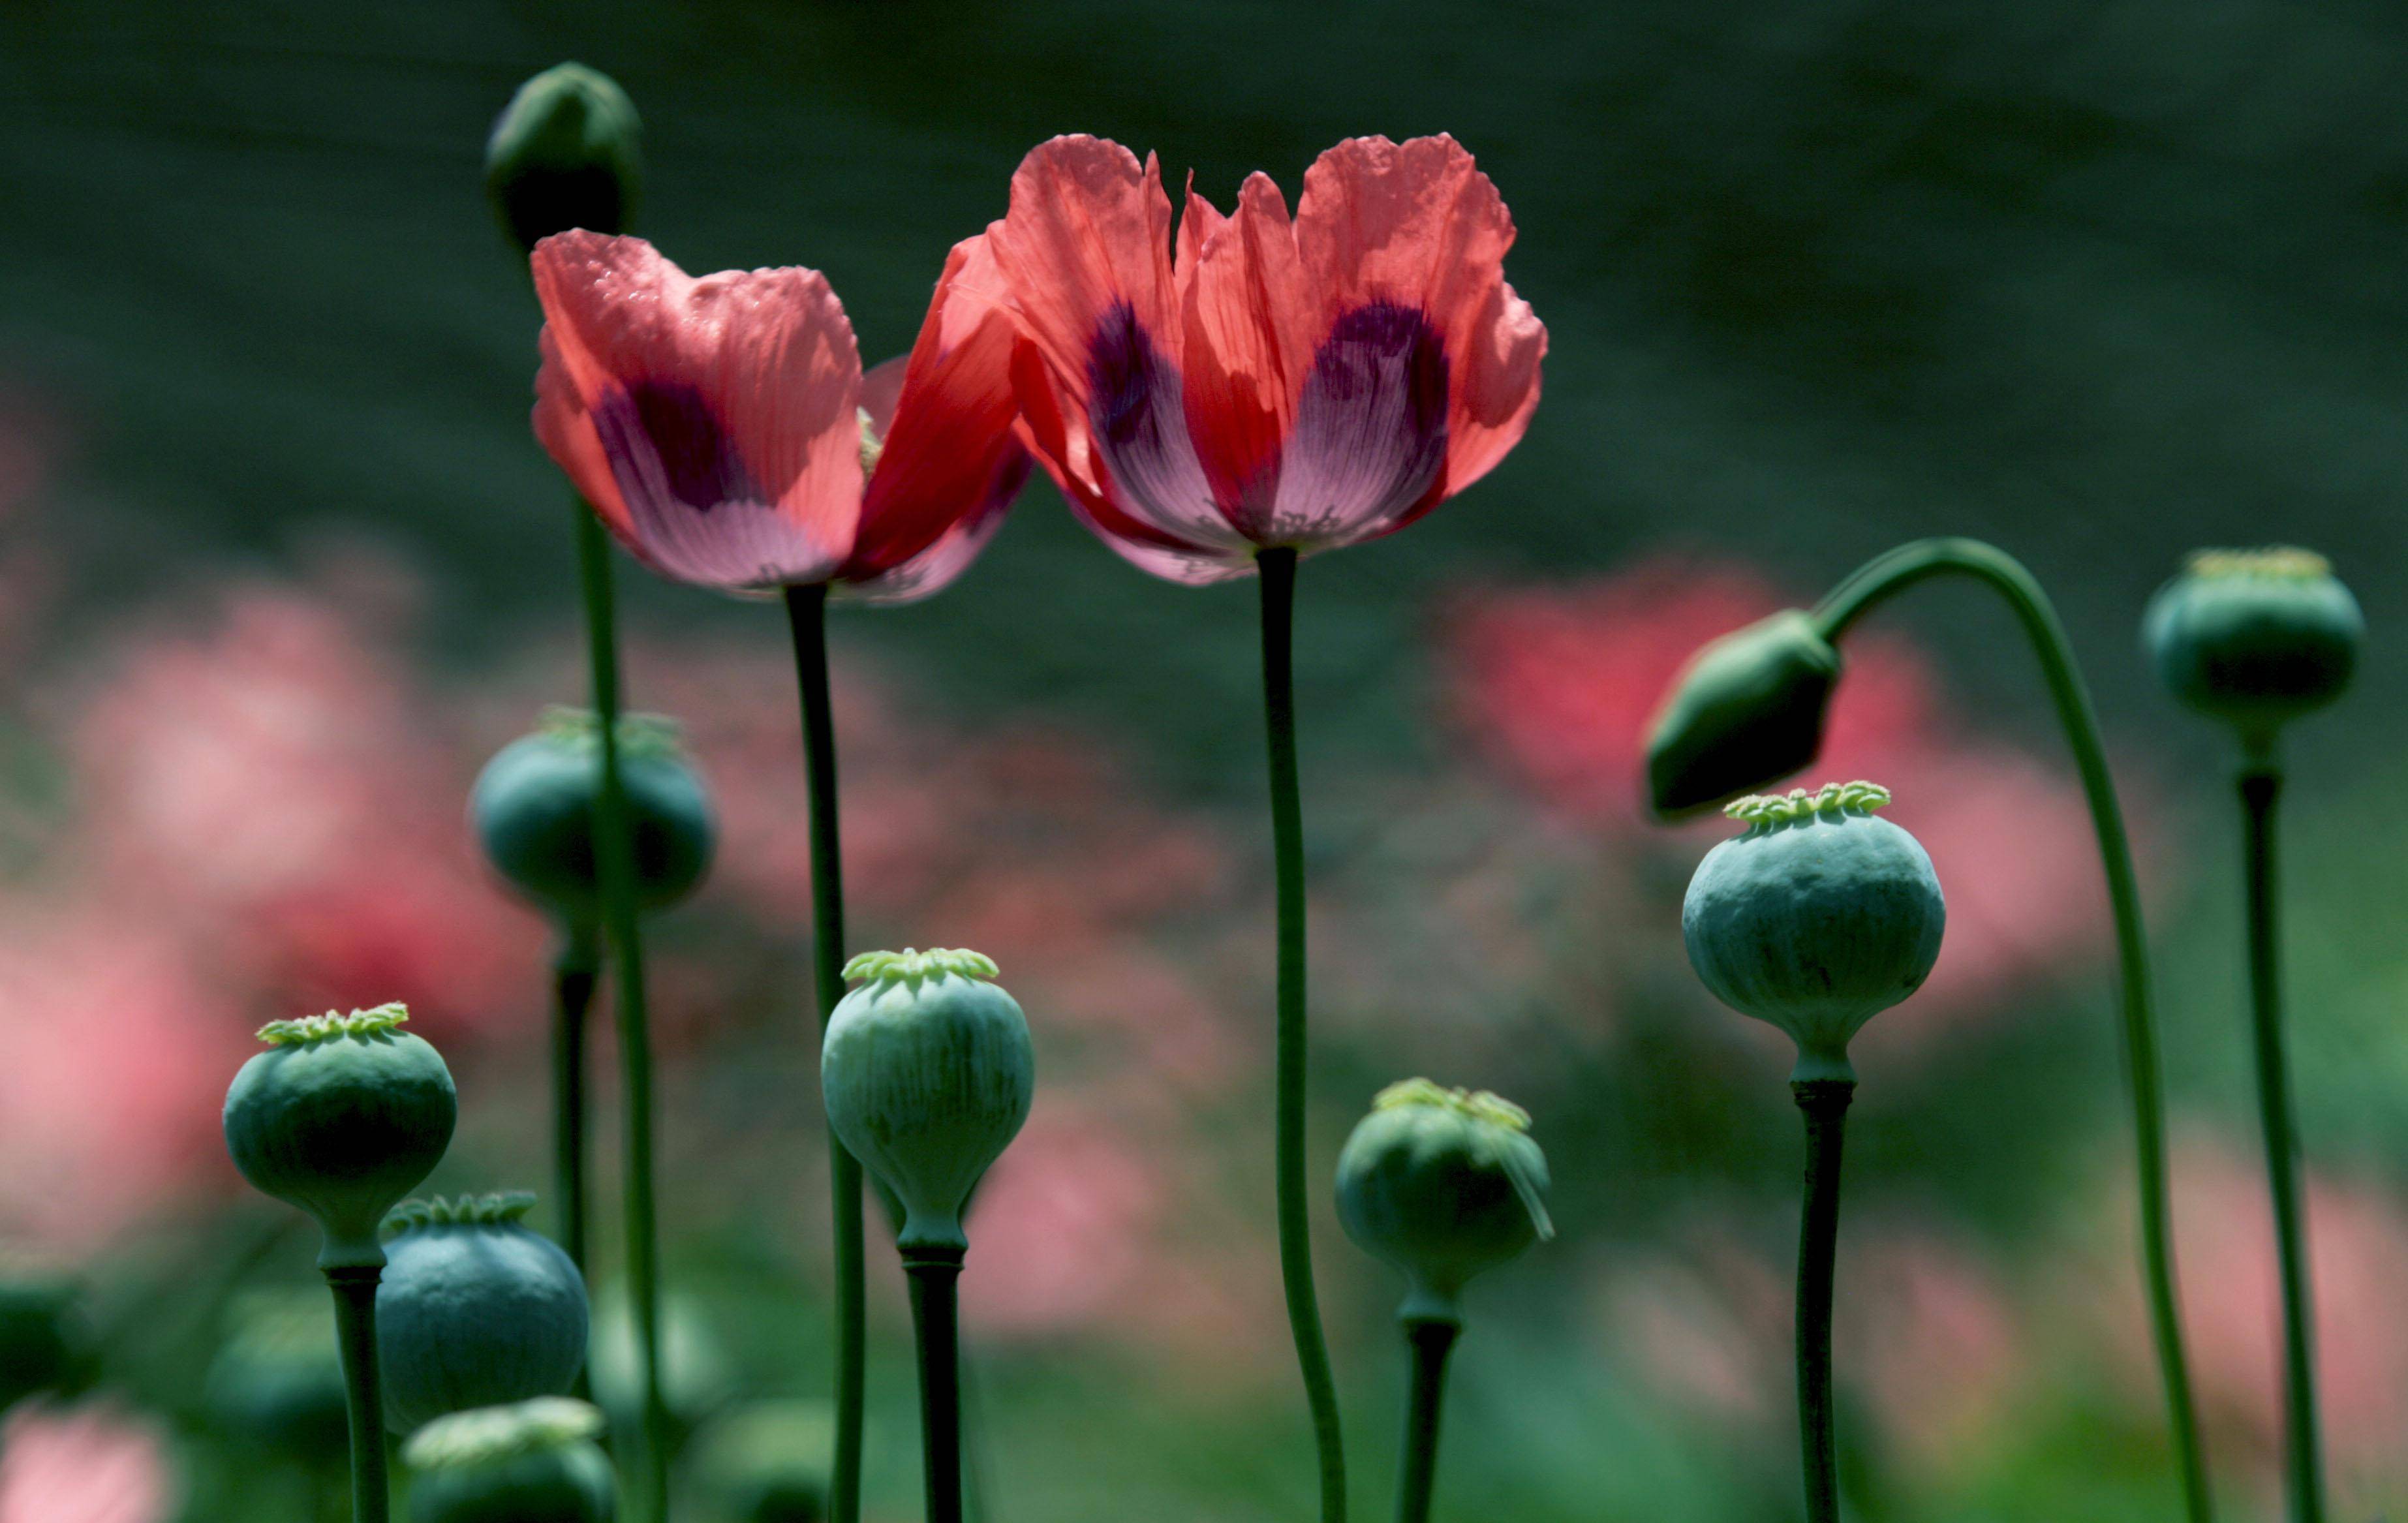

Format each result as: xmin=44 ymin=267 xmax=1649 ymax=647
xmin=1792 ymin=1079 xmax=1854 ymax=1523
xmin=780 ymin=583 xmax=869 ymax=1523
xmin=904 ymin=1248 xmax=966 ymax=1523
xmin=1256 ymin=547 xmax=1348 ymax=1523
xmin=324 ymin=1267 xmax=389 ymax=1523
xmin=550 ymin=921 xmax=600 ymax=1277
xmin=1812 ymin=537 xmax=2211 ymax=1522
xmin=2241 ymin=760 xmax=2326 ymax=1523
xmin=1393 ymin=1320 xmax=1459 ymax=1523
xmin=572 ymin=502 xmax=671 ymax=1523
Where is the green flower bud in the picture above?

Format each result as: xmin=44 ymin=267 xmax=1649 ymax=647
xmin=377 ymin=1193 xmax=589 ymax=1436
xmin=0 ymin=1274 xmax=79 ymax=1413
xmin=1646 ymin=611 xmax=1840 ymax=818
xmin=204 ymin=1288 xmax=349 ymax=1459
xmin=1335 ymin=1081 xmax=1552 ymax=1325
xmin=471 ymin=710 xmax=716 ymax=925
xmin=485 ymin=63 xmax=643 ymax=256
xmin=1682 ymin=782 xmax=1944 ymax=1083
xmin=223 ymin=1005 xmax=458 ymax=1269
xmin=822 ymin=949 xmax=1034 ymax=1255
xmin=404 ymin=1396 xmax=616 ymax=1523
xmin=2144 ymin=547 xmax=2362 ymax=740
xmin=691 ymin=1400 xmax=833 ymax=1523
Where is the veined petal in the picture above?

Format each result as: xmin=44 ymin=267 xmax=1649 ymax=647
xmin=1263 ymin=299 xmax=1448 ymax=545
xmin=1181 ymin=172 xmax=1315 ymax=534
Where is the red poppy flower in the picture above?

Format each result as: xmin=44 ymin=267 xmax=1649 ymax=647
xmin=988 ymin=133 xmax=1546 ymax=584
xmin=531 ymin=231 xmax=1029 ymax=600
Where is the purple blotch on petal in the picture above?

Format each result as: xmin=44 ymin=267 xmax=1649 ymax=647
xmin=1259 ymin=299 xmax=1448 ymax=546
xmin=1083 ymin=302 xmax=1246 ymax=550
xmin=590 ymin=378 xmax=834 ymax=589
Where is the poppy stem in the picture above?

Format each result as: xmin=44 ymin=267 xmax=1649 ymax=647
xmin=904 ymin=1246 xmax=966 ymax=1523
xmin=2238 ymin=750 xmax=2326 ymax=1523
xmin=1256 ymin=546 xmax=1349 ymax=1523
xmin=572 ymin=501 xmax=673 ymax=1523
xmin=551 ymin=919 xmax=600 ymax=1282
xmin=324 ymin=1265 xmax=390 ymax=1523
xmin=1812 ymin=538 xmax=2213 ymax=1523
xmin=780 ymin=582 xmax=869 ymax=1523
xmin=1393 ymin=1318 xmax=1458 ymax=1523
xmin=1791 ymin=1078 xmax=1853 ymax=1523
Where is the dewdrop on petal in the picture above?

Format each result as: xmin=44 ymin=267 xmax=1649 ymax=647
xmin=2144 ymin=547 xmax=2362 ymax=741
xmin=1336 ymin=1081 xmax=1552 ymax=1325
xmin=1645 ymin=610 xmax=1841 ymax=818
xmin=403 ymin=1396 xmax=617 ymax=1523
xmin=377 ymin=1193 xmax=590 ymax=1436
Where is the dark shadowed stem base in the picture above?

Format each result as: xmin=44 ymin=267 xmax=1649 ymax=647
xmin=1793 ymin=1079 xmax=1854 ymax=1523
xmin=905 ymin=1247 xmax=967 ymax=1523
xmin=324 ymin=1266 xmax=389 ymax=1523
xmin=2241 ymin=762 xmax=2326 ymax=1523
xmin=1394 ymin=1319 xmax=1459 ymax=1523
xmin=551 ymin=925 xmax=600 ymax=1279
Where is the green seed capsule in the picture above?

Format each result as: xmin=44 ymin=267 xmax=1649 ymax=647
xmin=204 ymin=1288 xmax=350 ymax=1460
xmin=1682 ymin=782 xmax=1945 ymax=1083
xmin=471 ymin=710 xmax=716 ymax=924
xmin=2143 ymin=547 xmax=2362 ymax=740
xmin=404 ymin=1397 xmax=617 ymax=1523
xmin=821 ymin=949 xmax=1034 ymax=1255
xmin=1646 ymin=611 xmax=1840 ymax=818
xmin=1335 ymin=1081 xmax=1552 ymax=1325
xmin=0 ymin=1275 xmax=78 ymax=1414
xmin=223 ymin=1005 xmax=458 ymax=1269
xmin=485 ymin=63 xmax=643 ymax=256
xmin=377 ymin=1193 xmax=590 ymax=1436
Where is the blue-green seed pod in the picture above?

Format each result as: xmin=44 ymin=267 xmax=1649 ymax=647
xmin=204 ymin=1288 xmax=350 ymax=1459
xmin=223 ymin=1006 xmax=458 ymax=1269
xmin=471 ymin=710 xmax=715 ymax=924
xmin=822 ymin=949 xmax=1034 ymax=1254
xmin=690 ymin=1399 xmax=833 ymax=1523
xmin=377 ymin=1193 xmax=589 ymax=1436
xmin=1335 ymin=1081 xmax=1552 ymax=1325
xmin=0 ymin=1274 xmax=78 ymax=1413
xmin=485 ymin=64 xmax=643 ymax=256
xmin=404 ymin=1397 xmax=617 ymax=1523
xmin=2144 ymin=547 xmax=2362 ymax=739
xmin=1646 ymin=611 xmax=1841 ymax=818
xmin=1682 ymin=782 xmax=1945 ymax=1083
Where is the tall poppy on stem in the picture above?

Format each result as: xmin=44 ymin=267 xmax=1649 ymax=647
xmin=989 ymin=132 xmax=1546 ymax=1523
xmin=529 ymin=228 xmax=1027 ymax=1523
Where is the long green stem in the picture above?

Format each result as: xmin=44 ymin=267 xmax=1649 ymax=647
xmin=780 ymin=583 xmax=868 ymax=1523
xmin=551 ymin=920 xmax=601 ymax=1278
xmin=572 ymin=502 xmax=671 ymax=1523
xmin=2240 ymin=756 xmax=2325 ymax=1523
xmin=1812 ymin=537 xmax=2211 ymax=1522
xmin=904 ymin=1247 xmax=966 ymax=1523
xmin=1393 ymin=1319 xmax=1458 ymax=1523
xmin=1791 ymin=1078 xmax=1853 ymax=1523
xmin=324 ymin=1266 xmax=390 ymax=1523
xmin=1256 ymin=547 xmax=1348 ymax=1523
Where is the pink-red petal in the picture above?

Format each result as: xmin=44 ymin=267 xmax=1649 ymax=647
xmin=1179 ymin=172 xmax=1315 ymax=533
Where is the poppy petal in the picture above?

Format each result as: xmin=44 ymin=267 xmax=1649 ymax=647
xmin=1261 ymin=298 xmax=1449 ymax=545
xmin=1181 ymin=172 xmax=1316 ymax=535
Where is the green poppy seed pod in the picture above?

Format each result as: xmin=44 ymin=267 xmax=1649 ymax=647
xmin=204 ymin=1289 xmax=350 ymax=1459
xmin=2144 ymin=547 xmax=2362 ymax=741
xmin=821 ymin=949 xmax=1034 ymax=1255
xmin=1646 ymin=610 xmax=1841 ymax=818
xmin=377 ymin=1193 xmax=590 ymax=1435
xmin=223 ymin=1005 xmax=458 ymax=1269
xmin=404 ymin=1396 xmax=617 ymax=1523
xmin=485 ymin=63 xmax=643 ymax=256
xmin=471 ymin=709 xmax=716 ymax=924
xmin=1682 ymin=782 xmax=1945 ymax=1083
xmin=1335 ymin=1081 xmax=1553 ymax=1325
xmin=0 ymin=1276 xmax=78 ymax=1413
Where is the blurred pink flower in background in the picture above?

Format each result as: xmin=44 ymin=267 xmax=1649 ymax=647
xmin=1842 ymin=1227 xmax=2026 ymax=1471
xmin=963 ymin=1105 xmax=1165 ymax=1338
xmin=0 ymin=1403 xmax=174 ymax=1523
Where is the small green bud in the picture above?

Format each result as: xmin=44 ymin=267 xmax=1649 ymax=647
xmin=822 ymin=949 xmax=1034 ymax=1254
xmin=1335 ymin=1081 xmax=1552 ymax=1325
xmin=2144 ymin=547 xmax=2362 ymax=741
xmin=204 ymin=1288 xmax=350 ymax=1458
xmin=404 ymin=1396 xmax=617 ymax=1523
xmin=485 ymin=63 xmax=643 ymax=256
xmin=1646 ymin=611 xmax=1840 ymax=818
xmin=223 ymin=1005 xmax=458 ymax=1269
xmin=0 ymin=1275 xmax=79 ymax=1413
xmin=1682 ymin=782 xmax=1944 ymax=1083
xmin=471 ymin=710 xmax=716 ymax=924
xmin=690 ymin=1399 xmax=833 ymax=1523
xmin=377 ymin=1193 xmax=590 ymax=1435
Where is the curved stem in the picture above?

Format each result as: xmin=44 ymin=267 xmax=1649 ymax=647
xmin=573 ymin=502 xmax=671 ymax=1523
xmin=780 ymin=584 xmax=869 ymax=1523
xmin=324 ymin=1266 xmax=390 ymax=1523
xmin=1792 ymin=1079 xmax=1853 ymax=1523
xmin=1811 ymin=538 xmax=2212 ymax=1522
xmin=550 ymin=920 xmax=601 ymax=1278
xmin=1256 ymin=547 xmax=1348 ymax=1523
xmin=904 ymin=1246 xmax=966 ymax=1523
xmin=2240 ymin=757 xmax=2325 ymax=1523
xmin=1393 ymin=1320 xmax=1459 ymax=1523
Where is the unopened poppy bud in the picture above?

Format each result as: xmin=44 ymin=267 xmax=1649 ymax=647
xmin=1336 ymin=1080 xmax=1552 ymax=1325
xmin=204 ymin=1289 xmax=349 ymax=1459
xmin=1682 ymin=782 xmax=1944 ymax=1083
xmin=2144 ymin=547 xmax=2361 ymax=740
xmin=223 ymin=1005 xmax=457 ymax=1269
xmin=485 ymin=63 xmax=643 ymax=255
xmin=0 ymin=1275 xmax=79 ymax=1414
xmin=377 ymin=1193 xmax=590 ymax=1436
xmin=471 ymin=709 xmax=716 ymax=925
xmin=821 ymin=949 xmax=1034 ymax=1255
xmin=1646 ymin=610 xmax=1840 ymax=818
xmin=403 ymin=1396 xmax=617 ymax=1523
